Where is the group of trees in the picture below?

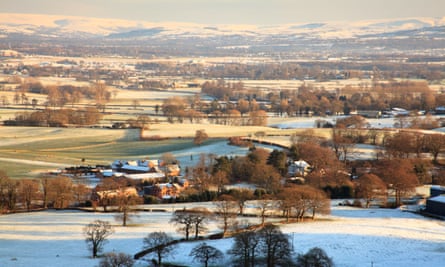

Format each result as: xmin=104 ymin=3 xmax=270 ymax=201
xmin=161 ymin=95 xmax=268 ymax=126
xmin=90 ymin=219 xmax=333 ymax=267
xmin=202 ymin=80 xmax=442 ymax=117
xmin=5 ymin=107 xmax=103 ymax=127
xmin=0 ymin=173 xmax=90 ymax=213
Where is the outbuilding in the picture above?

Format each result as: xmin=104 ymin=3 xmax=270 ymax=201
xmin=425 ymin=195 xmax=445 ymax=217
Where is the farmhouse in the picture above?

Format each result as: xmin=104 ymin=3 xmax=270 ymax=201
xmin=112 ymin=159 xmax=181 ymax=177
xmin=93 ymin=186 xmax=139 ymax=201
xmin=144 ymin=179 xmax=189 ymax=199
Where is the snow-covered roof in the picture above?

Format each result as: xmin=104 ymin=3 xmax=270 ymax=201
xmin=124 ymin=172 xmax=165 ymax=180
xmin=291 ymin=160 xmax=310 ymax=168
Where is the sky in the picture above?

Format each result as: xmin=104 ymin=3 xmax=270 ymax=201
xmin=0 ymin=0 xmax=444 ymax=25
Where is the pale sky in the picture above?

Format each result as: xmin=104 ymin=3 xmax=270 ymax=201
xmin=1 ymin=0 xmax=444 ymax=25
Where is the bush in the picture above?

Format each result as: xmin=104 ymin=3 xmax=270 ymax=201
xmin=99 ymin=252 xmax=134 ymax=267
xmin=296 ymin=247 xmax=334 ymax=267
xmin=144 ymin=195 xmax=160 ymax=204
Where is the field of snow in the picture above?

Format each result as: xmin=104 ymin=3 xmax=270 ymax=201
xmin=1 ymin=203 xmax=444 ymax=267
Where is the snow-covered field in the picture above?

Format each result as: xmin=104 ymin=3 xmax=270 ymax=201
xmin=1 ymin=203 xmax=444 ymax=267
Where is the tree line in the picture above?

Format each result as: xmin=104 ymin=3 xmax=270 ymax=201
xmin=86 ymin=216 xmax=334 ymax=267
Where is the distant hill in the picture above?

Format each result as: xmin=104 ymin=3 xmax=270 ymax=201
xmin=0 ymin=13 xmax=444 ymax=40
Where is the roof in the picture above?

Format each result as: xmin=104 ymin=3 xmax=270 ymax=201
xmin=428 ymin=195 xmax=445 ymax=204
xmin=125 ymin=172 xmax=165 ymax=180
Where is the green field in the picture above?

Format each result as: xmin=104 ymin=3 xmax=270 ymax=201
xmin=0 ymin=126 xmax=200 ymax=179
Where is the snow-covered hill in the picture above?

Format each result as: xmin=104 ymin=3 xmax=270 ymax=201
xmin=0 ymin=13 xmax=444 ymax=40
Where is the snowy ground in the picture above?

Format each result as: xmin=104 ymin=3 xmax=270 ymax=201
xmin=1 ymin=203 xmax=445 ymax=267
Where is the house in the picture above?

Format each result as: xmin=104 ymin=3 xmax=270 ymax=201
xmin=93 ymin=187 xmax=139 ymax=202
xmin=144 ymin=182 xmax=185 ymax=200
xmin=288 ymin=160 xmax=311 ymax=177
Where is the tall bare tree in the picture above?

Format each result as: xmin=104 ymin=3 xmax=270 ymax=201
xmin=143 ymin=231 xmax=176 ymax=266
xmin=229 ymin=230 xmax=260 ymax=267
xmin=84 ymin=220 xmax=114 ymax=258
xmin=214 ymin=194 xmax=239 ymax=236
xmin=259 ymin=225 xmax=292 ymax=267
xmin=189 ymin=242 xmax=223 ymax=267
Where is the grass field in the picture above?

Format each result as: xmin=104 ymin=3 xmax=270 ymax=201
xmin=0 ymin=126 xmax=197 ymax=178
xmin=0 ymin=123 xmax=298 ymax=179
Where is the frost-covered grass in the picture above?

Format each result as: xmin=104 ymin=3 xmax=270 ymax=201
xmin=0 ymin=203 xmax=444 ymax=267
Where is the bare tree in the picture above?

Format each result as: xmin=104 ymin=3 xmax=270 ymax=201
xmin=258 ymin=224 xmax=292 ymax=267
xmin=18 ymin=179 xmax=40 ymax=211
xmin=230 ymin=189 xmax=254 ymax=216
xmin=99 ymin=252 xmax=134 ymax=267
xmin=229 ymin=230 xmax=260 ymax=267
xmin=355 ymin=173 xmax=387 ymax=208
xmin=189 ymin=242 xmax=224 ymax=267
xmin=425 ymin=134 xmax=445 ymax=163
xmin=214 ymin=194 xmax=239 ymax=236
xmin=83 ymin=220 xmax=114 ymax=258
xmin=376 ymin=159 xmax=419 ymax=206
xmin=0 ymin=171 xmax=17 ymax=212
xmin=257 ymin=195 xmax=275 ymax=226
xmin=330 ymin=128 xmax=355 ymax=163
xmin=170 ymin=208 xmax=212 ymax=240
xmin=114 ymin=189 xmax=141 ymax=227
xmin=143 ymin=231 xmax=176 ymax=266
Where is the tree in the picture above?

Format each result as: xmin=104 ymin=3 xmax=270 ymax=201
xmin=40 ymin=177 xmax=50 ymax=209
xmin=257 ymin=195 xmax=275 ymax=226
xmin=189 ymin=242 xmax=224 ymax=267
xmin=355 ymin=173 xmax=387 ymax=208
xmin=211 ymin=170 xmax=229 ymax=194
xmin=135 ymin=115 xmax=151 ymax=129
xmin=47 ymin=176 xmax=74 ymax=209
xmin=330 ymin=129 xmax=356 ymax=163
xmin=18 ymin=179 xmax=40 ymax=211
xmin=83 ymin=220 xmax=114 ymax=258
xmin=230 ymin=189 xmax=254 ymax=216
xmin=170 ymin=209 xmax=210 ymax=240
xmin=190 ymin=208 xmax=213 ymax=239
xmin=229 ymin=230 xmax=260 ymax=267
xmin=258 ymin=224 xmax=292 ymax=267
xmin=194 ymin=129 xmax=209 ymax=146
xmin=99 ymin=252 xmax=134 ymax=267
xmin=376 ymin=159 xmax=419 ymax=206
xmin=383 ymin=131 xmax=415 ymax=159
xmin=267 ymin=149 xmax=288 ymax=176
xmin=251 ymin=165 xmax=282 ymax=194
xmin=425 ymin=134 xmax=445 ymax=163
xmin=143 ymin=231 xmax=176 ymax=266
xmin=95 ymin=178 xmax=123 ymax=212
xmin=0 ymin=171 xmax=17 ymax=212
xmin=248 ymin=110 xmax=268 ymax=126
xmin=214 ymin=194 xmax=239 ymax=236
xmin=93 ymin=82 xmax=111 ymax=112
xmin=72 ymin=183 xmax=90 ymax=207
xmin=296 ymin=247 xmax=334 ymax=267
xmin=114 ymin=188 xmax=141 ymax=226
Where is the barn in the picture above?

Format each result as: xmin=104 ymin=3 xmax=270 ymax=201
xmin=425 ymin=195 xmax=445 ymax=217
